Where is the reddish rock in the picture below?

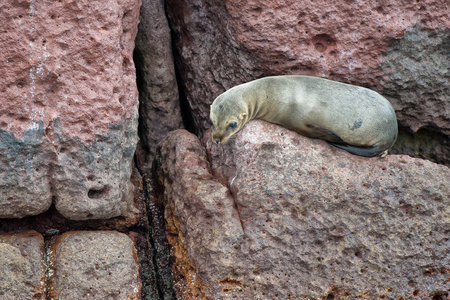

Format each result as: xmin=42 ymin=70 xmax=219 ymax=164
xmin=165 ymin=0 xmax=449 ymax=158
xmin=154 ymin=130 xmax=244 ymax=299
xmin=0 ymin=0 xmax=141 ymax=219
xmin=0 ymin=231 xmax=46 ymax=299
xmin=155 ymin=124 xmax=450 ymax=299
xmin=135 ymin=0 xmax=183 ymax=164
xmin=48 ymin=231 xmax=141 ymax=299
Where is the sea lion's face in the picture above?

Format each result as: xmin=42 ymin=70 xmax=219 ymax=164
xmin=210 ymin=97 xmax=247 ymax=144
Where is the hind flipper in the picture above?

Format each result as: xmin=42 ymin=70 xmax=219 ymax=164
xmin=304 ymin=124 xmax=346 ymax=144
xmin=329 ymin=142 xmax=384 ymax=157
xmin=303 ymin=124 xmax=385 ymax=157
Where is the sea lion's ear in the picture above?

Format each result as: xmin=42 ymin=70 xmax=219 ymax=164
xmin=240 ymin=113 xmax=248 ymax=119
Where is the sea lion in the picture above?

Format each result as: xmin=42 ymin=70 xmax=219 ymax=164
xmin=210 ymin=75 xmax=398 ymax=157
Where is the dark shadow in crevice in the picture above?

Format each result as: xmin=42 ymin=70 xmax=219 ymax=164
xmin=163 ymin=2 xmax=198 ymax=136
xmin=390 ymin=125 xmax=450 ymax=167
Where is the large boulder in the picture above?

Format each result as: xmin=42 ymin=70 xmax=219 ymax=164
xmin=154 ymin=123 xmax=450 ymax=299
xmin=0 ymin=0 xmax=141 ymax=219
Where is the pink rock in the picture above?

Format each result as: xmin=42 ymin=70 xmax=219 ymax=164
xmin=0 ymin=0 xmax=141 ymax=219
xmin=154 ymin=129 xmax=244 ymax=298
xmin=155 ymin=122 xmax=450 ymax=298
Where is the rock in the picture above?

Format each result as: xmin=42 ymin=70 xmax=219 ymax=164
xmin=381 ymin=25 xmax=450 ymax=135
xmin=48 ymin=231 xmax=141 ymax=299
xmin=0 ymin=231 xmax=46 ymax=299
xmin=165 ymin=0 xmax=450 ymax=160
xmin=154 ymin=123 xmax=450 ymax=299
xmin=153 ymin=129 xmax=244 ymax=298
xmin=0 ymin=0 xmax=141 ymax=219
xmin=0 ymin=166 xmax=146 ymax=235
xmin=0 ymin=129 xmax=53 ymax=218
xmin=134 ymin=0 xmax=183 ymax=163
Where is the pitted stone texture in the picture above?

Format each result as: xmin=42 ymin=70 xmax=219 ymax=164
xmin=165 ymin=0 xmax=449 ymax=145
xmin=49 ymin=231 xmax=141 ymax=299
xmin=0 ymin=0 xmax=141 ymax=219
xmin=135 ymin=0 xmax=183 ymax=162
xmin=155 ymin=125 xmax=450 ymax=299
xmin=154 ymin=130 xmax=244 ymax=299
xmin=0 ymin=231 xmax=46 ymax=299
xmin=381 ymin=25 xmax=450 ymax=134
xmin=0 ymin=128 xmax=53 ymax=218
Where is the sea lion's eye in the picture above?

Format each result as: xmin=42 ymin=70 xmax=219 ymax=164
xmin=229 ymin=122 xmax=237 ymax=129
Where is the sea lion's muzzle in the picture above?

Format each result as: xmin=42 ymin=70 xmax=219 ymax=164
xmin=212 ymin=134 xmax=226 ymax=144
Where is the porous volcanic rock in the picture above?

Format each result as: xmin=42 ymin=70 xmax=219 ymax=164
xmin=154 ymin=123 xmax=450 ymax=299
xmin=0 ymin=231 xmax=46 ymax=299
xmin=165 ymin=0 xmax=449 ymax=159
xmin=134 ymin=0 xmax=183 ymax=162
xmin=48 ymin=231 xmax=141 ymax=299
xmin=0 ymin=0 xmax=141 ymax=219
xmin=154 ymin=129 xmax=244 ymax=299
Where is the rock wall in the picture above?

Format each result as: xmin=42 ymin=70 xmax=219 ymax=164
xmin=1 ymin=0 xmax=449 ymax=299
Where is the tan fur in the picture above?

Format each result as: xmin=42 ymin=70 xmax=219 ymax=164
xmin=210 ymin=75 xmax=398 ymax=157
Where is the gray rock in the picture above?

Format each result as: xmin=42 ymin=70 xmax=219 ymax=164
xmin=0 ymin=127 xmax=53 ymax=218
xmin=49 ymin=231 xmax=141 ymax=299
xmin=0 ymin=231 xmax=46 ymax=299
xmin=381 ymin=25 xmax=450 ymax=135
xmin=135 ymin=0 xmax=183 ymax=162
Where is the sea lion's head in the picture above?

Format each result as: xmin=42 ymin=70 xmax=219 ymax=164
xmin=210 ymin=93 xmax=248 ymax=144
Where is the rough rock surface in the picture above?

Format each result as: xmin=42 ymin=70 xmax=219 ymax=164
xmin=155 ymin=124 xmax=450 ymax=299
xmin=380 ymin=25 xmax=449 ymax=135
xmin=154 ymin=129 xmax=244 ymax=299
xmin=0 ymin=0 xmax=141 ymax=219
xmin=0 ymin=231 xmax=46 ymax=299
xmin=134 ymin=0 xmax=183 ymax=162
xmin=165 ymin=0 xmax=450 ymax=160
xmin=49 ymin=231 xmax=141 ymax=299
